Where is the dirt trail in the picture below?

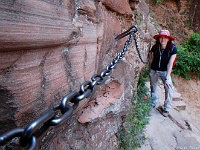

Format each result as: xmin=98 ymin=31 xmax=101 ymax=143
xmin=136 ymin=77 xmax=200 ymax=150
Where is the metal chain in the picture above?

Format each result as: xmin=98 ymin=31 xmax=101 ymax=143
xmin=133 ymin=32 xmax=151 ymax=64
xmin=115 ymin=27 xmax=151 ymax=64
xmin=0 ymin=25 xmax=140 ymax=150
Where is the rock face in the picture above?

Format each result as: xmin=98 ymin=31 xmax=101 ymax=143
xmin=146 ymin=0 xmax=200 ymax=44
xmin=189 ymin=0 xmax=200 ymax=33
xmin=0 ymin=0 xmax=150 ymax=149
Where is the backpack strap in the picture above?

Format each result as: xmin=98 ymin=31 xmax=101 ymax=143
xmin=171 ymin=44 xmax=175 ymax=54
xmin=170 ymin=44 xmax=177 ymax=67
xmin=168 ymin=44 xmax=175 ymax=57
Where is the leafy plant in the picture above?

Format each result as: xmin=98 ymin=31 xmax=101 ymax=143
xmin=184 ymin=20 xmax=193 ymax=29
xmin=173 ymin=48 xmax=200 ymax=79
xmin=173 ymin=33 xmax=200 ymax=79
xmin=153 ymin=0 xmax=163 ymax=5
xmin=181 ymin=33 xmax=200 ymax=57
xmin=119 ymin=67 xmax=151 ymax=149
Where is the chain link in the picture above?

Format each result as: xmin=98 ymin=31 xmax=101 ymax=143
xmin=0 ymin=25 xmax=147 ymax=150
xmin=132 ymin=32 xmax=151 ymax=64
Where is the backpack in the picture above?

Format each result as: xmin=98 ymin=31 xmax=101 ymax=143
xmin=169 ymin=44 xmax=177 ymax=67
xmin=173 ymin=56 xmax=177 ymax=67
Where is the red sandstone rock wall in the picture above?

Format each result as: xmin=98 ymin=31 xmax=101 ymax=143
xmin=145 ymin=0 xmax=200 ymax=44
xmin=0 ymin=0 xmax=149 ymax=149
xmin=189 ymin=0 xmax=200 ymax=33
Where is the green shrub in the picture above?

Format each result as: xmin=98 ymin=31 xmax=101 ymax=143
xmin=173 ymin=48 xmax=199 ymax=79
xmin=181 ymin=33 xmax=200 ymax=57
xmin=153 ymin=0 xmax=163 ymax=5
xmin=173 ymin=33 xmax=200 ymax=79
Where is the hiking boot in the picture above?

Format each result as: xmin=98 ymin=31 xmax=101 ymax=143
xmin=162 ymin=110 xmax=169 ymax=117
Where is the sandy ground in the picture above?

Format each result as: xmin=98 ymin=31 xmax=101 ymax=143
xmin=136 ymin=76 xmax=200 ymax=150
